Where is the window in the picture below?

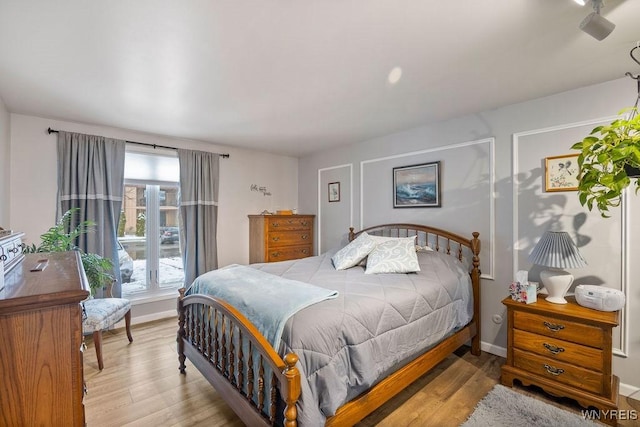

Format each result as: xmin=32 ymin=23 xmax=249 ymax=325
xmin=119 ymin=151 xmax=184 ymax=297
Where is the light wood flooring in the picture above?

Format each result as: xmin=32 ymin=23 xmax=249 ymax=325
xmin=84 ymin=317 xmax=640 ymax=427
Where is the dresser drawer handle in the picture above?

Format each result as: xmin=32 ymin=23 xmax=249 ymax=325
xmin=301 ymin=249 xmax=309 ymax=254
xmin=301 ymin=235 xmax=309 ymax=240
xmin=301 ymin=221 xmax=308 ymax=226
xmin=543 ymin=343 xmax=565 ymax=355
xmin=543 ymin=364 xmax=565 ymax=376
xmin=271 ymin=252 xmax=280 ymax=258
xmin=272 ymin=222 xmax=279 ymax=228
xmin=272 ymin=236 xmax=280 ymax=242
xmin=543 ymin=321 xmax=565 ymax=332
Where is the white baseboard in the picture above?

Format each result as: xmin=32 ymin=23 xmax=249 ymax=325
xmin=113 ymin=310 xmax=177 ymax=329
xmin=481 ymin=341 xmax=507 ymax=358
xmin=619 ymin=382 xmax=640 ymax=399
xmin=479 ymin=341 xmax=639 ymax=398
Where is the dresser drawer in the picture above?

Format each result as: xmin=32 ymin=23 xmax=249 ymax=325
xmin=267 ymin=217 xmax=312 ymax=231
xmin=513 ymin=348 xmax=604 ymax=394
xmin=513 ymin=329 xmax=603 ymax=371
xmin=0 ymin=232 xmax=25 ymax=274
xmin=267 ymin=231 xmax=312 ymax=247
xmin=513 ymin=310 xmax=605 ymax=349
xmin=267 ymin=245 xmax=312 ymax=262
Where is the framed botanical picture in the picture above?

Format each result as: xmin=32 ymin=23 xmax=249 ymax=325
xmin=393 ymin=161 xmax=441 ymax=208
xmin=545 ymin=154 xmax=579 ymax=192
xmin=328 ymin=182 xmax=340 ymax=202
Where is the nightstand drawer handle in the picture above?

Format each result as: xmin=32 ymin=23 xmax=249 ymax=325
xmin=543 ymin=321 xmax=565 ymax=332
xmin=272 ymin=236 xmax=280 ymax=242
xmin=301 ymin=234 xmax=309 ymax=240
xmin=271 ymin=252 xmax=280 ymax=258
xmin=543 ymin=343 xmax=565 ymax=355
xmin=543 ymin=364 xmax=565 ymax=376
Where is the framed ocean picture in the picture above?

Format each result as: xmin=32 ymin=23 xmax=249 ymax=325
xmin=393 ymin=161 xmax=441 ymax=208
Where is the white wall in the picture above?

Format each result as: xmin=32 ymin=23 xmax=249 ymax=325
xmin=9 ymin=114 xmax=299 ymax=321
xmin=298 ymin=77 xmax=640 ymax=395
xmin=0 ymin=96 xmax=9 ymax=227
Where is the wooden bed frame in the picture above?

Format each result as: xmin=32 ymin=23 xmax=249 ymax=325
xmin=177 ymin=223 xmax=481 ymax=427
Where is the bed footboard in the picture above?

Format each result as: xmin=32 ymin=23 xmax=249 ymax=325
xmin=177 ymin=288 xmax=301 ymax=427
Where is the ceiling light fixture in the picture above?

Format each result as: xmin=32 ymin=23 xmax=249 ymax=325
xmin=579 ymin=0 xmax=615 ymax=41
xmin=573 ymin=0 xmax=587 ymax=5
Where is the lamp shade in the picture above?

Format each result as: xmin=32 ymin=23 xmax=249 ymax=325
xmin=528 ymin=231 xmax=587 ymax=269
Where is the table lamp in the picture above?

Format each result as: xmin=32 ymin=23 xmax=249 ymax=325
xmin=528 ymin=231 xmax=587 ymax=304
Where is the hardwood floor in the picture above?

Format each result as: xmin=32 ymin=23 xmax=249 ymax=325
xmin=84 ymin=317 xmax=640 ymax=426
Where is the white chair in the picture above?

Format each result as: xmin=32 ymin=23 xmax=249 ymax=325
xmin=82 ymin=297 xmax=133 ymax=370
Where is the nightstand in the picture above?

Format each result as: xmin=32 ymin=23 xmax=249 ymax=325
xmin=501 ymin=296 xmax=620 ymax=426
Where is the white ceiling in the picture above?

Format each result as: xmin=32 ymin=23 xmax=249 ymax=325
xmin=1 ymin=1 xmax=639 ymax=157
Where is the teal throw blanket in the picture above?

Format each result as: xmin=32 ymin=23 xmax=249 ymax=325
xmin=188 ymin=264 xmax=339 ymax=348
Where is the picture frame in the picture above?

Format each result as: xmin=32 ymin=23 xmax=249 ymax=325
xmin=328 ymin=182 xmax=340 ymax=202
xmin=545 ymin=154 xmax=579 ymax=192
xmin=393 ymin=161 xmax=441 ymax=208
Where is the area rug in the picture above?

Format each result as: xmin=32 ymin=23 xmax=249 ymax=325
xmin=461 ymin=384 xmax=601 ymax=426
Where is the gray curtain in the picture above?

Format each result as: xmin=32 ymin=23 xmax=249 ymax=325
xmin=57 ymin=131 xmax=126 ymax=297
xmin=178 ymin=149 xmax=220 ymax=286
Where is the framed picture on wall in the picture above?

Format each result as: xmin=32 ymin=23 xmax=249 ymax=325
xmin=545 ymin=154 xmax=579 ymax=192
xmin=328 ymin=182 xmax=340 ymax=202
xmin=393 ymin=161 xmax=441 ymax=208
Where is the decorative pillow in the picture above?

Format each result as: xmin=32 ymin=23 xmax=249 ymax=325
xmin=365 ymin=236 xmax=420 ymax=274
xmin=331 ymin=232 xmax=377 ymax=270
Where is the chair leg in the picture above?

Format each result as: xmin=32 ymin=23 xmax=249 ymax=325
xmin=93 ymin=330 xmax=104 ymax=371
xmin=124 ymin=309 xmax=133 ymax=343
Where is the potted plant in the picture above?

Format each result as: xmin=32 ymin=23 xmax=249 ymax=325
xmin=571 ymin=107 xmax=640 ymax=217
xmin=23 ymin=208 xmax=114 ymax=295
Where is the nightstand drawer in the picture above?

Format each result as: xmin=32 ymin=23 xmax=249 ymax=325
xmin=513 ymin=349 xmax=604 ymax=394
xmin=513 ymin=310 xmax=605 ymax=349
xmin=267 ymin=245 xmax=312 ymax=262
xmin=267 ymin=231 xmax=312 ymax=247
xmin=267 ymin=217 xmax=312 ymax=231
xmin=513 ymin=329 xmax=603 ymax=371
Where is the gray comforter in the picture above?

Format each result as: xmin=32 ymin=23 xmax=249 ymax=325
xmin=250 ymin=247 xmax=473 ymax=426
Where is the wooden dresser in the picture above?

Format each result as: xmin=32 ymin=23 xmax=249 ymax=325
xmin=0 ymin=252 xmax=90 ymax=427
xmin=248 ymin=214 xmax=315 ymax=263
xmin=501 ymin=296 xmax=620 ymax=426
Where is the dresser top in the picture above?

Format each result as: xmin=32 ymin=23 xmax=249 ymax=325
xmin=0 ymin=231 xmax=25 ymax=242
xmin=1 ymin=252 xmax=90 ymax=312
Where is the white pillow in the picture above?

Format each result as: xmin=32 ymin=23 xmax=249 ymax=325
xmin=365 ymin=236 xmax=420 ymax=274
xmin=331 ymin=232 xmax=377 ymax=270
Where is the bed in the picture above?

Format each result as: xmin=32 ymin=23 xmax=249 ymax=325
xmin=177 ymin=223 xmax=481 ymax=426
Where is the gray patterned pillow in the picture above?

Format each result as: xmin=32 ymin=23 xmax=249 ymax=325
xmin=365 ymin=236 xmax=420 ymax=274
xmin=331 ymin=232 xmax=377 ymax=270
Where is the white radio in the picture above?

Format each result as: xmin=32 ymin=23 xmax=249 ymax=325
xmin=575 ymin=285 xmax=625 ymax=312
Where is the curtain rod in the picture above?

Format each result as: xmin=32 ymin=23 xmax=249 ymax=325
xmin=47 ymin=127 xmax=230 ymax=158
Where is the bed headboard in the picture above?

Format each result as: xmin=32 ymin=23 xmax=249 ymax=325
xmin=349 ymin=223 xmax=480 ymax=272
